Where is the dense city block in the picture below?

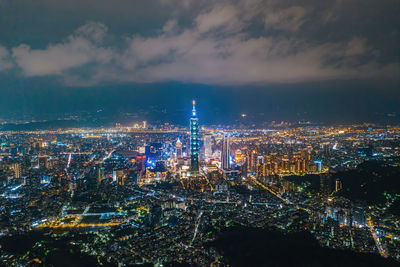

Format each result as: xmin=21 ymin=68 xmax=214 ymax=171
xmin=0 ymin=113 xmax=399 ymax=266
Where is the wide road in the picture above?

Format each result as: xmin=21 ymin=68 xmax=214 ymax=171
xmin=247 ymin=175 xmax=291 ymax=205
xmin=366 ymin=216 xmax=388 ymax=258
xmin=190 ymin=211 xmax=203 ymax=246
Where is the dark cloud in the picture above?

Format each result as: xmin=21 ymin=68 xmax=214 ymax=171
xmin=0 ymin=45 xmax=13 ymax=71
xmin=11 ymin=22 xmax=113 ymax=77
xmin=0 ymin=0 xmax=398 ymax=86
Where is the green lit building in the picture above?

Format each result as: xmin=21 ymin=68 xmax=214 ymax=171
xmin=190 ymin=100 xmax=199 ymax=174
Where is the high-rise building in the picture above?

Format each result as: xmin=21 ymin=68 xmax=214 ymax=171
xmin=113 ymin=169 xmax=126 ymax=185
xmin=204 ymin=135 xmax=212 ymax=160
xmin=136 ymin=155 xmax=147 ymax=173
xmin=248 ymin=149 xmax=258 ymax=173
xmin=176 ymin=138 xmax=183 ymax=159
xmin=314 ymin=160 xmax=322 ymax=172
xmin=97 ymin=166 xmax=105 ymax=183
xmin=11 ymin=163 xmax=21 ymax=178
xmin=221 ymin=134 xmax=230 ymax=170
xmin=335 ymin=179 xmax=342 ymax=192
xmin=190 ymin=100 xmax=199 ymax=174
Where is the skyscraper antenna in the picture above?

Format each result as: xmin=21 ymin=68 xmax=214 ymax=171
xmin=192 ymin=100 xmax=196 ymax=116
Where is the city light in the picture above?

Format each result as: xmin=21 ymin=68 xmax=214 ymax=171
xmin=0 ymin=0 xmax=398 ymax=265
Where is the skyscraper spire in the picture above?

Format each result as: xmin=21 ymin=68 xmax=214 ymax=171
xmin=192 ymin=100 xmax=196 ymax=117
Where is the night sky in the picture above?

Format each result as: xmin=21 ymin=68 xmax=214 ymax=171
xmin=0 ymin=0 xmax=399 ymax=124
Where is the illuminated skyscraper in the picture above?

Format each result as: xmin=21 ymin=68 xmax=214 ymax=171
xmin=248 ymin=149 xmax=258 ymax=173
xmin=222 ymin=134 xmax=230 ymax=170
xmin=204 ymin=134 xmax=212 ymax=160
xmin=97 ymin=166 xmax=105 ymax=183
xmin=11 ymin=163 xmax=21 ymax=178
xmin=190 ymin=100 xmax=199 ymax=174
xmin=176 ymin=138 xmax=183 ymax=159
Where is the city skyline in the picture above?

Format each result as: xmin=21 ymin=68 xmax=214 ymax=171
xmin=0 ymin=1 xmax=399 ymax=266
xmin=0 ymin=99 xmax=399 ymax=266
xmin=0 ymin=83 xmax=399 ymax=127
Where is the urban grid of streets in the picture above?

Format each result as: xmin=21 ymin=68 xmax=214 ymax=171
xmin=0 ymin=123 xmax=399 ymax=265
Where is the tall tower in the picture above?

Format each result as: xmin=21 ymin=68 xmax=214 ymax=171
xmin=175 ymin=138 xmax=183 ymax=159
xmin=97 ymin=166 xmax=105 ymax=184
xmin=222 ymin=134 xmax=230 ymax=170
xmin=250 ymin=149 xmax=258 ymax=173
xmin=204 ymin=134 xmax=212 ymax=160
xmin=190 ymin=100 xmax=199 ymax=174
xmin=12 ymin=163 xmax=22 ymax=178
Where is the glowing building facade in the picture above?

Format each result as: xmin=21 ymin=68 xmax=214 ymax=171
xmin=222 ymin=134 xmax=230 ymax=170
xmin=175 ymin=138 xmax=183 ymax=159
xmin=190 ymin=100 xmax=199 ymax=174
xmin=204 ymin=135 xmax=212 ymax=160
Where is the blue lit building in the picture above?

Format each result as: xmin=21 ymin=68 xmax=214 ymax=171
xmin=190 ymin=100 xmax=199 ymax=174
xmin=222 ymin=133 xmax=230 ymax=170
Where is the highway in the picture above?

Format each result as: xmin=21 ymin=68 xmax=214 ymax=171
xmin=190 ymin=211 xmax=203 ymax=246
xmin=366 ymin=216 xmax=388 ymax=258
xmin=199 ymin=169 xmax=214 ymax=191
xmin=247 ymin=175 xmax=291 ymax=205
xmin=246 ymin=175 xmax=312 ymax=213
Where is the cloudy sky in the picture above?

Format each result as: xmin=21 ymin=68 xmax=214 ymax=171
xmin=0 ymin=0 xmax=399 ymax=124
